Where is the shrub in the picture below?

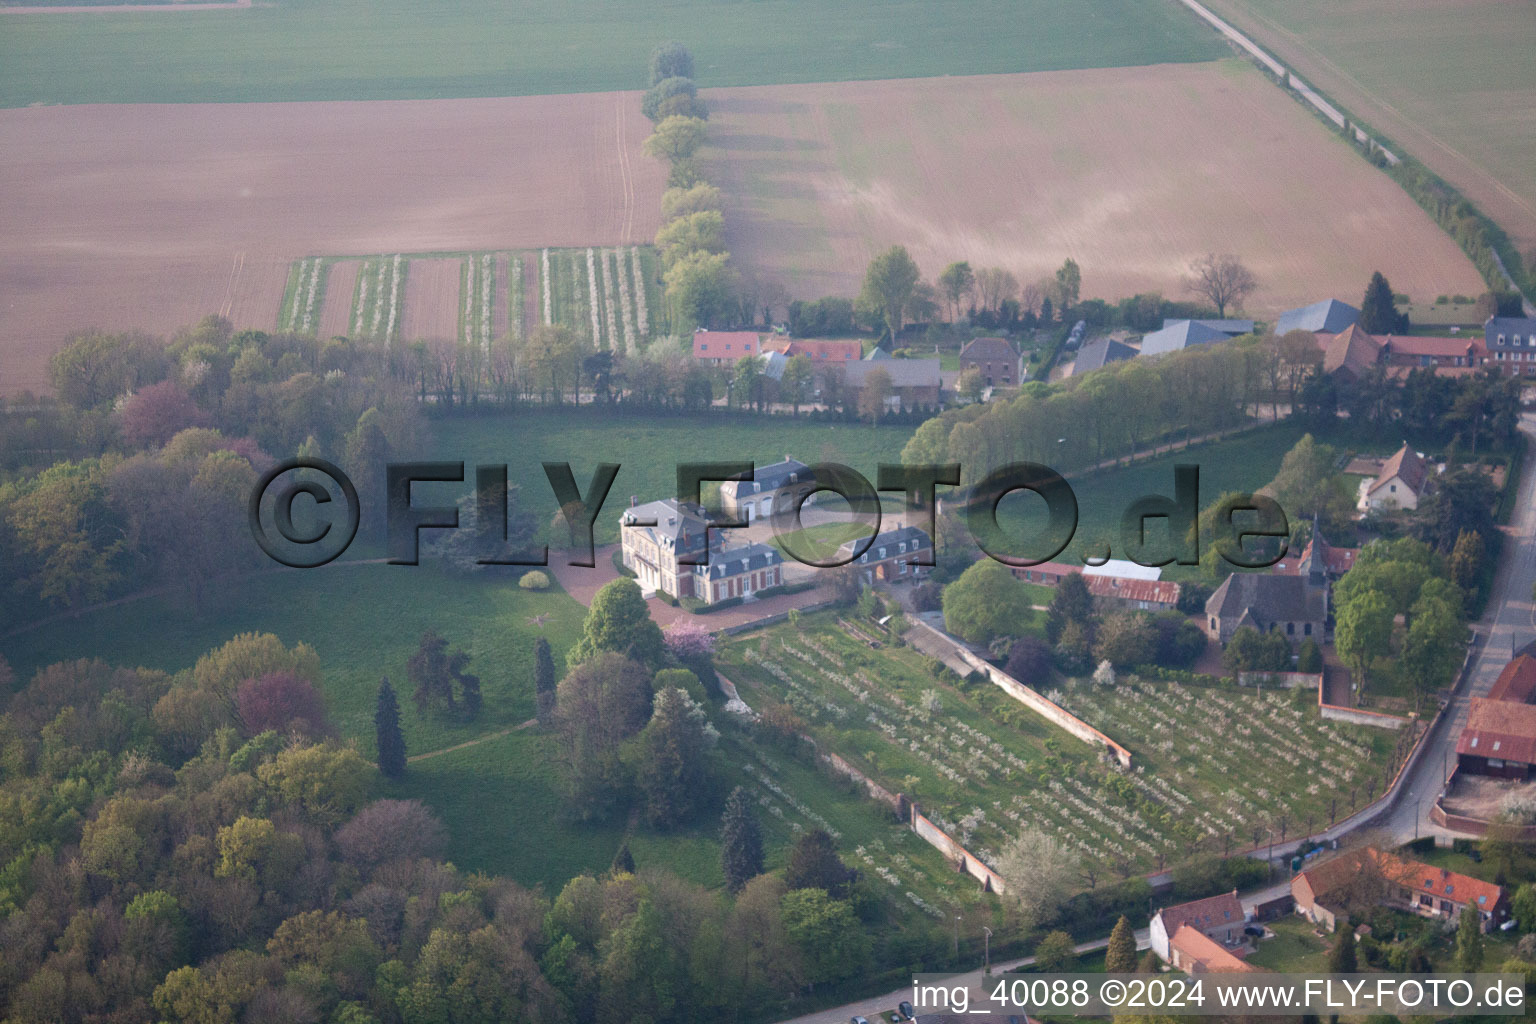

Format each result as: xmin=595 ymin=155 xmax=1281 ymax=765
xmin=518 ymin=570 xmax=550 ymax=591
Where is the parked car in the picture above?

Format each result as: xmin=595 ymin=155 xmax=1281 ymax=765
xmin=897 ymin=1001 xmax=915 ymax=1020
xmin=851 ymin=1017 xmax=870 ymax=1024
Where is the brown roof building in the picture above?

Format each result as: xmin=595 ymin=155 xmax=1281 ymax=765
xmin=959 ymin=336 xmax=1023 ymax=387
xmin=1292 ymin=847 xmax=1507 ymax=932
xmin=1360 ymin=443 xmax=1430 ymax=511
xmin=1320 ymin=324 xmax=1385 ymax=380
xmin=764 ymin=338 xmax=863 ymax=362
xmin=1168 ymin=926 xmax=1262 ymax=974
xmin=1150 ymin=891 xmax=1245 ymax=963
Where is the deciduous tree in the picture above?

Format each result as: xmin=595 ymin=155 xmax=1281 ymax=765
xmin=1187 ymin=253 xmax=1257 ymax=318
xmin=784 ymin=828 xmax=856 ymax=898
xmin=942 ymin=558 xmax=1033 ymax=645
xmin=569 ymin=577 xmax=665 ymax=668
xmin=859 ymin=246 xmax=921 ymax=343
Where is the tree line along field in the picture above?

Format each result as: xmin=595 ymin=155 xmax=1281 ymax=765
xmin=1200 ymin=0 xmax=1536 ymax=253
xmin=0 ymin=0 xmax=1226 ymax=107
xmin=704 ymin=58 xmax=1487 ymax=315
xmin=274 ymin=245 xmax=663 ymax=353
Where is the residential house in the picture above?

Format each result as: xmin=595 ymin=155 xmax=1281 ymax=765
xmin=863 ymin=346 xmax=893 ymax=361
xmin=719 ymin=457 xmax=815 ymax=523
xmin=1292 ymin=847 xmax=1508 ymax=932
xmin=1140 ymin=319 xmax=1229 ymax=356
xmin=838 ymin=525 xmax=933 ymax=584
xmin=838 ymin=358 xmax=943 ymax=407
xmin=765 ymin=338 xmax=863 ymax=363
xmin=1319 ymin=324 xmax=1384 ymax=382
xmin=1010 ymin=561 xmax=1080 ymax=587
xmin=1070 ymin=338 xmax=1137 ymax=376
xmin=1204 ymin=570 xmax=1327 ymax=644
xmin=1168 ymin=927 xmax=1262 ymax=974
xmin=1150 ymin=891 xmax=1247 ymax=962
xmin=692 ymin=330 xmax=767 ymax=366
xmin=1484 ymin=317 xmax=1536 ymax=378
xmin=619 ymin=498 xmax=716 ymax=599
xmin=692 ymin=541 xmax=784 ymax=605
xmin=959 ymin=336 xmax=1023 ymax=387
xmin=1358 ymin=443 xmax=1429 ymax=512
xmin=1456 ymin=640 xmax=1536 ymax=780
xmin=1275 ymin=298 xmax=1360 ymax=337
xmin=1162 ymin=318 xmax=1255 ymax=337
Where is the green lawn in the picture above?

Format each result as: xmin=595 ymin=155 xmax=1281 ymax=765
xmin=996 ymin=422 xmax=1315 ymax=579
xmin=1 ymin=561 xmax=587 ymax=759
xmin=0 ymin=0 xmax=1225 ymax=107
xmin=426 ymin=409 xmax=916 ymax=545
xmin=1245 ymin=915 xmax=1331 ymax=972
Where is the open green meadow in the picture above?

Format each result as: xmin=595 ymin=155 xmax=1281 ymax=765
xmin=1 ymin=561 xmax=587 ymax=758
xmin=0 ymin=0 xmax=1224 ymax=107
xmin=427 ymin=409 xmax=916 ymax=544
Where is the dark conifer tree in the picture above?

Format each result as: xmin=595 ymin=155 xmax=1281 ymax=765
xmin=375 ymin=678 xmax=407 ymax=780
xmin=720 ymin=786 xmax=764 ymax=893
xmin=534 ymin=636 xmax=557 ymax=725
xmin=611 ymin=842 xmax=635 ymax=875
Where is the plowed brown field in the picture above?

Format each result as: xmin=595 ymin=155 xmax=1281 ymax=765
xmin=0 ymin=90 xmax=660 ymax=394
xmin=703 ymin=59 xmax=1485 ymax=316
xmin=317 ymin=260 xmax=360 ymax=339
xmin=401 ymin=258 xmax=463 ymax=341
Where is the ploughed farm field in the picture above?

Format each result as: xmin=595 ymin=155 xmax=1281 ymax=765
xmin=703 ymin=59 xmax=1487 ymax=316
xmin=1202 ymin=0 xmax=1536 ymax=251
xmin=0 ymin=92 xmax=663 ymax=395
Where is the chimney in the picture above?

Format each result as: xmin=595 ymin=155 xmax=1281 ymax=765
xmin=630 ymin=495 xmax=638 ymax=507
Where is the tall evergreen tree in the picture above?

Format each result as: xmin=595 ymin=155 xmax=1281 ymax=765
xmin=375 ymin=678 xmax=406 ymax=780
xmin=1456 ymin=906 xmax=1485 ymax=972
xmin=1360 ymin=270 xmax=1406 ymax=333
xmin=534 ymin=636 xmax=557 ymax=726
xmin=720 ymin=786 xmax=764 ymax=893
xmin=611 ymin=842 xmax=635 ymax=875
xmin=1326 ymin=925 xmax=1357 ymax=973
xmin=1104 ymin=914 xmax=1137 ymax=973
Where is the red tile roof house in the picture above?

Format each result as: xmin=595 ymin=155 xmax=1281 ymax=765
xmin=958 ymin=336 xmax=1023 ymax=387
xmin=1380 ymin=334 xmax=1484 ymax=373
xmin=1168 ymin=926 xmax=1264 ymax=974
xmin=763 ymin=338 xmax=863 ymax=363
xmin=1292 ymin=847 xmax=1507 ymax=933
xmin=692 ymin=329 xmax=767 ymax=366
xmin=1150 ymin=891 xmax=1247 ymax=964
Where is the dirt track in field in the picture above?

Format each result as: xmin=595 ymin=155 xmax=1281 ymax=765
xmin=702 ymin=60 xmax=1487 ymax=316
xmin=0 ymin=89 xmax=660 ymax=394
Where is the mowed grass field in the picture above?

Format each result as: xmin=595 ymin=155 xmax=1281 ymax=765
xmin=703 ymin=59 xmax=1487 ymax=316
xmin=0 ymin=0 xmax=1224 ymax=107
xmin=427 ymin=410 xmax=917 ymax=545
xmin=1202 ymin=0 xmax=1536 ymax=251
